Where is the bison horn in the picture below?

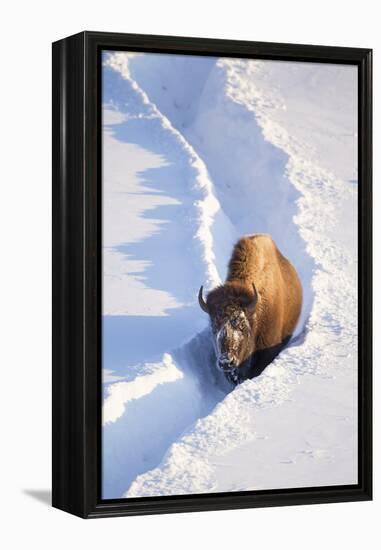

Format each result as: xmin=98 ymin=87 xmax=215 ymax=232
xmin=247 ymin=283 xmax=258 ymax=313
xmin=198 ymin=285 xmax=209 ymax=313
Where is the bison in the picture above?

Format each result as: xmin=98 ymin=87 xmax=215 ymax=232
xmin=198 ymin=234 xmax=302 ymax=384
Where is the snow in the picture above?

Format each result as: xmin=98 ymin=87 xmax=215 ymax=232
xmin=102 ymin=51 xmax=358 ymax=499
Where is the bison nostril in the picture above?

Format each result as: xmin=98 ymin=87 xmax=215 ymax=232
xmin=218 ymin=357 xmax=235 ymax=370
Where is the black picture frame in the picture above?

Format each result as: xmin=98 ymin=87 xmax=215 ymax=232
xmin=52 ymin=31 xmax=372 ymax=519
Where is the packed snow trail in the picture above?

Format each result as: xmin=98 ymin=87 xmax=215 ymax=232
xmin=127 ymin=54 xmax=316 ymax=331
xmin=103 ymin=53 xmax=358 ymax=498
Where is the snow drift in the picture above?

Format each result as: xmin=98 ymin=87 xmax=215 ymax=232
xmin=102 ymin=52 xmax=358 ymax=498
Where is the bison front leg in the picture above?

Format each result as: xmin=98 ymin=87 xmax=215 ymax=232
xmin=249 ymin=336 xmax=291 ymax=378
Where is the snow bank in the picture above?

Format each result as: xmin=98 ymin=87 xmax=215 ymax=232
xmin=102 ymin=54 xmax=235 ymax=498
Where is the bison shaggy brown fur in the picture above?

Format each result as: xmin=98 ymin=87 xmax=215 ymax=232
xmin=199 ymin=234 xmax=302 ymax=384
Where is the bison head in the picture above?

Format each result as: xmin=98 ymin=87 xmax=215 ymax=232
xmin=198 ymin=283 xmax=258 ymax=384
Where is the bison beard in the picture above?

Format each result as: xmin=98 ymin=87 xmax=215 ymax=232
xmin=199 ymin=234 xmax=302 ymax=384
